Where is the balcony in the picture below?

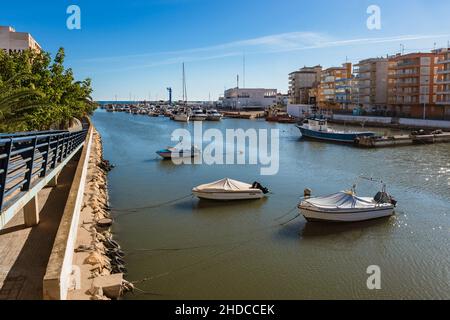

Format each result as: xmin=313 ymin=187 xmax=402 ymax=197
xmin=436 ymin=59 xmax=450 ymax=64
xmin=436 ymin=79 xmax=450 ymax=84
xmin=437 ymin=69 xmax=450 ymax=74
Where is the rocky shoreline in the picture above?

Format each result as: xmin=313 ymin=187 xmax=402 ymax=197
xmin=69 ymin=128 xmax=132 ymax=300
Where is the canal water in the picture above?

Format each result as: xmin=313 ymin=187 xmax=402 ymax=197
xmin=92 ymin=110 xmax=450 ymax=299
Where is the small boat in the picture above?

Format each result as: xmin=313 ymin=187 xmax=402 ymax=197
xmin=206 ymin=109 xmax=223 ymax=121
xmin=190 ymin=108 xmax=207 ymax=121
xmin=193 ymin=178 xmax=269 ymax=201
xmin=298 ymin=185 xmax=396 ymax=223
xmin=173 ymin=109 xmax=190 ymax=122
xmin=156 ymin=145 xmax=200 ymax=159
xmin=296 ymin=116 xmax=375 ymax=143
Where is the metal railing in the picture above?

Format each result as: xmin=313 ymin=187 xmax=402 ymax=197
xmin=0 ymin=128 xmax=89 ymax=213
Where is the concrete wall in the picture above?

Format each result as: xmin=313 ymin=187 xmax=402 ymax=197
xmin=398 ymin=118 xmax=450 ymax=129
xmin=287 ymin=104 xmax=313 ymax=118
xmin=43 ymin=125 xmax=93 ymax=300
xmin=332 ymin=114 xmax=393 ymax=124
xmin=331 ymin=114 xmax=450 ymax=129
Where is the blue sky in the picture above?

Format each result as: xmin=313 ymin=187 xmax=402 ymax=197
xmin=2 ymin=0 xmax=450 ymax=101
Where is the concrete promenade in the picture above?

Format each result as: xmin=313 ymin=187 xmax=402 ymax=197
xmin=0 ymin=152 xmax=80 ymax=299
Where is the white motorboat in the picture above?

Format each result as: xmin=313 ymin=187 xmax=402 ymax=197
xmin=206 ymin=109 xmax=222 ymax=121
xmin=173 ymin=108 xmax=190 ymax=122
xmin=298 ymin=186 xmax=396 ymax=223
xmin=156 ymin=145 xmax=200 ymax=159
xmin=193 ymin=178 xmax=269 ymax=201
xmin=190 ymin=108 xmax=207 ymax=121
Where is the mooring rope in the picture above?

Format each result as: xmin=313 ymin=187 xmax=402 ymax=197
xmin=112 ymin=194 xmax=194 ymax=217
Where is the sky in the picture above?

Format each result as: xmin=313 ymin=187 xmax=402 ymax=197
xmin=1 ymin=0 xmax=450 ymax=101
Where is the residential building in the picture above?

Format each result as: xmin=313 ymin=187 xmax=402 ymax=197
xmin=354 ymin=58 xmax=389 ymax=111
xmin=436 ymin=48 xmax=450 ymax=117
xmin=0 ymin=26 xmax=41 ymax=53
xmin=318 ymin=62 xmax=353 ymax=110
xmin=288 ymin=65 xmax=322 ymax=104
xmin=222 ymin=88 xmax=278 ymax=110
xmin=387 ymin=52 xmax=445 ymax=118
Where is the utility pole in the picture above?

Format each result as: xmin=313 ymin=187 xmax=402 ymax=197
xmin=236 ymin=74 xmax=239 ymax=110
xmin=243 ymin=53 xmax=246 ymax=89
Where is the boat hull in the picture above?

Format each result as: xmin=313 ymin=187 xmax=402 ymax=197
xmin=193 ymin=191 xmax=264 ymax=201
xmin=191 ymin=116 xmax=207 ymax=121
xmin=206 ymin=115 xmax=222 ymax=121
xmin=156 ymin=150 xmax=200 ymax=159
xmin=299 ymin=206 xmax=394 ymax=222
xmin=173 ymin=115 xmax=190 ymax=122
xmin=296 ymin=125 xmax=375 ymax=143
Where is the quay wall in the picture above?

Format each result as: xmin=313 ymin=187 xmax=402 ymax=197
xmin=330 ymin=114 xmax=450 ymax=130
xmin=43 ymin=124 xmax=94 ymax=300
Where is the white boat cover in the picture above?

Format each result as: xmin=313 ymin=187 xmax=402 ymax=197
xmin=304 ymin=191 xmax=376 ymax=209
xmin=194 ymin=178 xmax=254 ymax=193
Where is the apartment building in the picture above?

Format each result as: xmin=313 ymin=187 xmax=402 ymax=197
xmin=387 ymin=52 xmax=446 ymax=118
xmin=436 ymin=48 xmax=450 ymax=117
xmin=223 ymin=88 xmax=278 ymax=109
xmin=318 ymin=62 xmax=353 ymax=110
xmin=288 ymin=65 xmax=322 ymax=104
xmin=354 ymin=58 xmax=389 ymax=111
xmin=0 ymin=26 xmax=41 ymax=53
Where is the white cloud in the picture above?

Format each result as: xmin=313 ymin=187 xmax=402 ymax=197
xmin=81 ymin=31 xmax=450 ymax=73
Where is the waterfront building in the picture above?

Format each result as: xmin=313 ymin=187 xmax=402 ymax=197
xmin=318 ymin=62 xmax=353 ymax=110
xmin=387 ymin=51 xmax=446 ymax=118
xmin=0 ymin=26 xmax=41 ymax=53
xmin=222 ymin=88 xmax=278 ymax=110
xmin=354 ymin=58 xmax=389 ymax=112
xmin=436 ymin=48 xmax=450 ymax=117
xmin=288 ymin=65 xmax=322 ymax=104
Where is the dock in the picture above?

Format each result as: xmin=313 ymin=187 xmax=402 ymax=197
xmin=355 ymin=131 xmax=450 ymax=148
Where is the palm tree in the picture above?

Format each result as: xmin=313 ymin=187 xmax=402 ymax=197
xmin=0 ymin=73 xmax=45 ymax=132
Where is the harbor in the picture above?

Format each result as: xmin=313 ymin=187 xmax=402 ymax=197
xmin=91 ymin=109 xmax=450 ymax=299
xmin=1 ymin=0 xmax=450 ymax=305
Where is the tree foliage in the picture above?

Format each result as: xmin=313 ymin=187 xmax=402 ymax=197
xmin=0 ymin=48 xmax=96 ymax=132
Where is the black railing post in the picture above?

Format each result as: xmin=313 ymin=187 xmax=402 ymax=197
xmin=0 ymin=140 xmax=13 ymax=213
xmin=41 ymin=136 xmax=51 ymax=177
xmin=22 ymin=137 xmax=37 ymax=191
xmin=52 ymin=136 xmax=60 ymax=169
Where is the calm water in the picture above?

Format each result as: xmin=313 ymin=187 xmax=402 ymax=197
xmin=92 ymin=110 xmax=450 ymax=300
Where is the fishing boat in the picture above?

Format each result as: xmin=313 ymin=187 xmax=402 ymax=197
xmin=298 ymin=184 xmax=396 ymax=223
xmin=190 ymin=108 xmax=207 ymax=121
xmin=156 ymin=145 xmax=200 ymax=159
xmin=192 ymin=178 xmax=269 ymax=201
xmin=206 ymin=109 xmax=223 ymax=121
xmin=296 ymin=116 xmax=375 ymax=143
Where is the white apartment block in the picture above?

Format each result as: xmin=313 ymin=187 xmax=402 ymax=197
xmin=0 ymin=26 xmax=41 ymax=53
xmin=223 ymin=88 xmax=278 ymax=109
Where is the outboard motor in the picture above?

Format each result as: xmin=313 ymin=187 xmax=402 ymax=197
xmin=374 ymin=191 xmax=397 ymax=207
xmin=252 ymin=182 xmax=269 ymax=194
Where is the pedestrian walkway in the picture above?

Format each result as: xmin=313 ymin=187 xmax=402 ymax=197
xmin=0 ymin=153 xmax=79 ymax=300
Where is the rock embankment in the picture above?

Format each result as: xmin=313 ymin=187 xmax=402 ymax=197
xmin=68 ymin=129 xmax=132 ymax=300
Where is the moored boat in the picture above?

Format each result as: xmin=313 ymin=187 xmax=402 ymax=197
xmin=193 ymin=178 xmax=269 ymax=201
xmin=296 ymin=117 xmax=375 ymax=143
xmin=156 ymin=145 xmax=200 ymax=159
xmin=206 ymin=109 xmax=223 ymax=121
xmin=298 ymin=185 xmax=396 ymax=223
xmin=190 ymin=108 xmax=207 ymax=121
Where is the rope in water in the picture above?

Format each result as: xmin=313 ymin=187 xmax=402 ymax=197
xmin=112 ymin=194 xmax=194 ymax=217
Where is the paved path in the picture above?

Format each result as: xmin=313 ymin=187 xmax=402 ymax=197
xmin=0 ymin=153 xmax=79 ymax=300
